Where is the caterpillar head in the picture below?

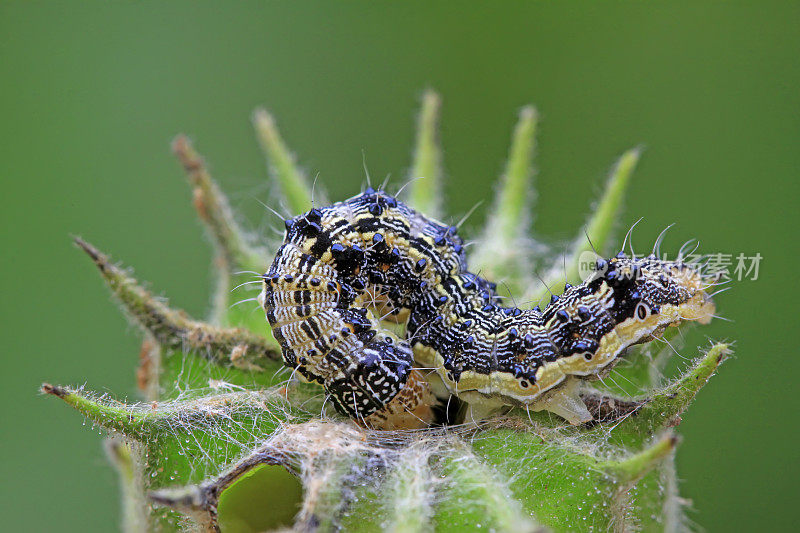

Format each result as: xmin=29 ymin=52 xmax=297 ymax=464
xmin=524 ymin=253 xmax=721 ymax=424
xmin=592 ymin=253 xmax=718 ymax=334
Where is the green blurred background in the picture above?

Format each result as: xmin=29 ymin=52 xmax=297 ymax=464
xmin=2 ymin=2 xmax=798 ymax=531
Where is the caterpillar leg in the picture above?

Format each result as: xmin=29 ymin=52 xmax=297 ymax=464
xmin=530 ymin=379 xmax=593 ymax=425
xmin=462 ymin=379 xmax=592 ymax=425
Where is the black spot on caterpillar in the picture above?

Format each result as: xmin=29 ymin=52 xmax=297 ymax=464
xmin=260 ymin=189 xmax=717 ymax=429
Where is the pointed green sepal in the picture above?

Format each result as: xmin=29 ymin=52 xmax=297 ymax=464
xmin=581 ymin=147 xmax=641 ymax=256
xmin=45 ymin=382 xmax=311 ymax=495
xmin=628 ymin=343 xmax=730 ymax=433
xmin=42 ymin=383 xmax=157 ymax=440
xmin=471 ymin=106 xmax=538 ymax=290
xmin=602 ymin=432 xmax=679 ymax=485
xmin=488 ymin=105 xmax=538 ymax=239
xmin=74 ymin=238 xmax=280 ymax=368
xmin=406 ymin=89 xmax=444 ymax=218
xmin=252 ymin=108 xmax=319 ymax=214
xmin=172 ymin=135 xmax=269 ymax=275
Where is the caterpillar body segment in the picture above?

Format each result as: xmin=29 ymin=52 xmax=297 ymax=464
xmin=260 ymin=189 xmax=717 ymax=429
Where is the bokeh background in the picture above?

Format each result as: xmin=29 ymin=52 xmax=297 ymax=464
xmin=2 ymin=2 xmax=798 ymax=531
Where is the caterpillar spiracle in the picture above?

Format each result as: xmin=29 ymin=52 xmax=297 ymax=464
xmin=259 ymin=189 xmax=717 ymax=430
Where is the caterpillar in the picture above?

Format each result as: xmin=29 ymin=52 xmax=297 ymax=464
xmin=259 ymin=189 xmax=716 ymax=430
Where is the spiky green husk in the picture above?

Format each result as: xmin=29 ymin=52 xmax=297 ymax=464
xmin=44 ymin=91 xmax=729 ymax=532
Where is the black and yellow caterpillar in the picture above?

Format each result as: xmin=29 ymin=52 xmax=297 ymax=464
xmin=260 ymin=189 xmax=716 ymax=429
